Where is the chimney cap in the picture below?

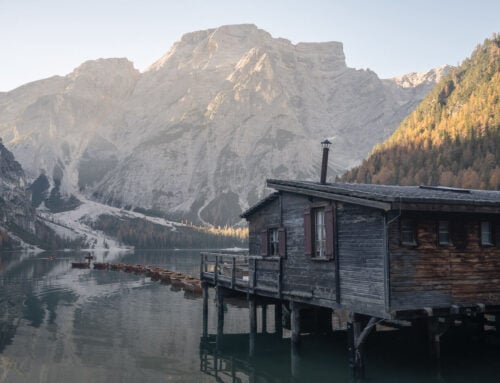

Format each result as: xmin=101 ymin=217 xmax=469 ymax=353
xmin=321 ymin=139 xmax=332 ymax=149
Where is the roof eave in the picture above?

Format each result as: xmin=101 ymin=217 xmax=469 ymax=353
xmin=267 ymin=180 xmax=392 ymax=211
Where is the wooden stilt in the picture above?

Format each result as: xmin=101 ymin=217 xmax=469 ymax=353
xmin=291 ymin=337 xmax=301 ymax=381
xmin=262 ymin=304 xmax=267 ymax=334
xmin=427 ymin=317 xmax=449 ymax=361
xmin=348 ymin=313 xmax=377 ymax=379
xmin=216 ymin=287 xmax=224 ymax=348
xmin=202 ymin=282 xmax=209 ymax=339
xmin=291 ymin=301 xmax=301 ymax=346
xmin=249 ymin=294 xmax=257 ymax=357
xmin=428 ymin=317 xmax=441 ymax=360
xmin=275 ymin=302 xmax=283 ymax=338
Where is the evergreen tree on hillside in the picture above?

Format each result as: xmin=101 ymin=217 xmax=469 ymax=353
xmin=341 ymin=34 xmax=500 ymax=189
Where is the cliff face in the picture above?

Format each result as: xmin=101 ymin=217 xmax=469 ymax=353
xmin=0 ymin=24 xmax=448 ymax=225
xmin=0 ymin=140 xmax=35 ymax=245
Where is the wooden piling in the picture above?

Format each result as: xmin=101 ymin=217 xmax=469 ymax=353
xmin=275 ymin=302 xmax=283 ymax=338
xmin=262 ymin=304 xmax=267 ymax=334
xmin=216 ymin=287 xmax=224 ymax=348
xmin=291 ymin=301 xmax=301 ymax=346
xmin=249 ymin=295 xmax=257 ymax=357
xmin=202 ymin=282 xmax=209 ymax=339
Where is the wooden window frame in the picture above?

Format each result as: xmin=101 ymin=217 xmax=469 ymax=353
xmin=268 ymin=227 xmax=280 ymax=256
xmin=480 ymin=221 xmax=494 ymax=246
xmin=304 ymin=202 xmax=335 ymax=260
xmin=313 ymin=207 xmax=327 ymax=258
xmin=438 ymin=220 xmax=452 ymax=246
xmin=261 ymin=226 xmax=287 ymax=257
xmin=400 ymin=218 xmax=417 ymax=246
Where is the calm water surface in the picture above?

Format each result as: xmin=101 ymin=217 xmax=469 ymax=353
xmin=0 ymin=250 xmax=499 ymax=382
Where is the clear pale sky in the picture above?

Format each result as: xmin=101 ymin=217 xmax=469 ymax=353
xmin=1 ymin=0 xmax=498 ymax=92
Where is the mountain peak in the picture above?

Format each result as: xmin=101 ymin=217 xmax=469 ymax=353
xmin=70 ymin=58 xmax=138 ymax=79
xmin=390 ymin=64 xmax=453 ymax=88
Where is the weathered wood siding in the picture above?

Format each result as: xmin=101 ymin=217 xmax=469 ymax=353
xmin=337 ymin=203 xmax=387 ymax=317
xmin=247 ymin=198 xmax=280 ymax=257
xmin=280 ymin=193 xmax=337 ymax=305
xmin=247 ymin=192 xmax=388 ymax=316
xmin=389 ymin=212 xmax=500 ymax=310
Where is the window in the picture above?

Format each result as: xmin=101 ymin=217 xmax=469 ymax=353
xmin=269 ymin=228 xmax=279 ymax=256
xmin=304 ymin=204 xmax=335 ymax=259
xmin=401 ymin=218 xmax=416 ymax=245
xmin=481 ymin=221 xmax=494 ymax=246
xmin=438 ymin=220 xmax=451 ymax=245
xmin=260 ymin=227 xmax=286 ymax=257
xmin=314 ymin=208 xmax=326 ymax=258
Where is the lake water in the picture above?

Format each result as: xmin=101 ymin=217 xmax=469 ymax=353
xmin=1 ymin=250 xmax=500 ymax=382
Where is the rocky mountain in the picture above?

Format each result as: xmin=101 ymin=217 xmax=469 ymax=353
xmin=341 ymin=34 xmax=499 ymax=189
xmin=0 ymin=24 xmax=449 ymax=225
xmin=0 ymin=140 xmax=35 ymax=247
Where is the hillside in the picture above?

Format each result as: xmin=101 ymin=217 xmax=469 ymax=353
xmin=0 ymin=24 xmax=447 ymax=225
xmin=341 ymin=34 xmax=500 ymax=189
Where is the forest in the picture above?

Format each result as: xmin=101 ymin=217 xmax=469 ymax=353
xmin=89 ymin=214 xmax=248 ymax=249
xmin=341 ymin=34 xmax=499 ymax=189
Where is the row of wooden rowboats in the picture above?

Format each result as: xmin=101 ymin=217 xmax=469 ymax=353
xmin=72 ymin=261 xmax=202 ymax=295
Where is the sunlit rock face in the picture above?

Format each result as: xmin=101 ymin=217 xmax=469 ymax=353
xmin=0 ymin=24 xmax=448 ymax=225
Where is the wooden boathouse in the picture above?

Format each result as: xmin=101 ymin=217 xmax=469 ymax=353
xmin=200 ymin=143 xmax=500 ymax=376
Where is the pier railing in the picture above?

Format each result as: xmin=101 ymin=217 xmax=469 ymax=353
xmin=200 ymin=252 xmax=250 ymax=289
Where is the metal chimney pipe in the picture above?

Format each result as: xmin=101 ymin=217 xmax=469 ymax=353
xmin=320 ymin=139 xmax=331 ymax=184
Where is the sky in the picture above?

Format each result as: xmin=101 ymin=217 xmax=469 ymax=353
xmin=1 ymin=0 xmax=498 ymax=92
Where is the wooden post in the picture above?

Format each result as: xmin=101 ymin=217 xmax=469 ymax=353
xmin=249 ymin=294 xmax=257 ymax=357
xmin=262 ymin=304 xmax=268 ymax=334
xmin=231 ymin=257 xmax=236 ymax=288
xmin=427 ymin=317 xmax=449 ymax=361
xmin=215 ymin=256 xmax=219 ymax=285
xmin=202 ymin=282 xmax=209 ymax=339
xmin=216 ymin=287 xmax=224 ymax=348
xmin=347 ymin=318 xmax=356 ymax=380
xmin=200 ymin=253 xmax=204 ymax=279
xmin=275 ymin=302 xmax=283 ymax=338
xmin=291 ymin=337 xmax=301 ymax=381
xmin=348 ymin=313 xmax=375 ymax=379
xmin=291 ymin=301 xmax=301 ymax=346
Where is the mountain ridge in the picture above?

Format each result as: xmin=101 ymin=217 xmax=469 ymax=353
xmin=0 ymin=24 xmax=450 ymax=225
xmin=341 ymin=34 xmax=499 ymax=189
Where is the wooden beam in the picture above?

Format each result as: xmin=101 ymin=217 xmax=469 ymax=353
xmin=267 ymin=183 xmax=392 ymax=211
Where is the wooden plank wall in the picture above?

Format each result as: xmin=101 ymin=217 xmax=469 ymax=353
xmin=280 ymin=193 xmax=337 ymax=304
xmin=389 ymin=212 xmax=500 ymax=310
xmin=247 ymin=193 xmax=388 ymax=314
xmin=248 ymin=198 xmax=281 ymax=256
xmin=337 ymin=203 xmax=387 ymax=317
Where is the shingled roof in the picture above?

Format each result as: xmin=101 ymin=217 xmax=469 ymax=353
xmin=254 ymin=179 xmax=500 ymax=213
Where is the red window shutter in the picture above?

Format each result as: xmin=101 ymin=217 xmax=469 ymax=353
xmin=325 ymin=204 xmax=335 ymax=259
xmin=260 ymin=229 xmax=268 ymax=256
xmin=278 ymin=227 xmax=286 ymax=257
xmin=304 ymin=209 xmax=312 ymax=256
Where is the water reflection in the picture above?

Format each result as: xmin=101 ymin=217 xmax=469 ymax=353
xmin=0 ymin=250 xmax=499 ymax=382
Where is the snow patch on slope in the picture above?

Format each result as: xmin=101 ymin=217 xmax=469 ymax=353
xmin=37 ymin=198 xmax=187 ymax=253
